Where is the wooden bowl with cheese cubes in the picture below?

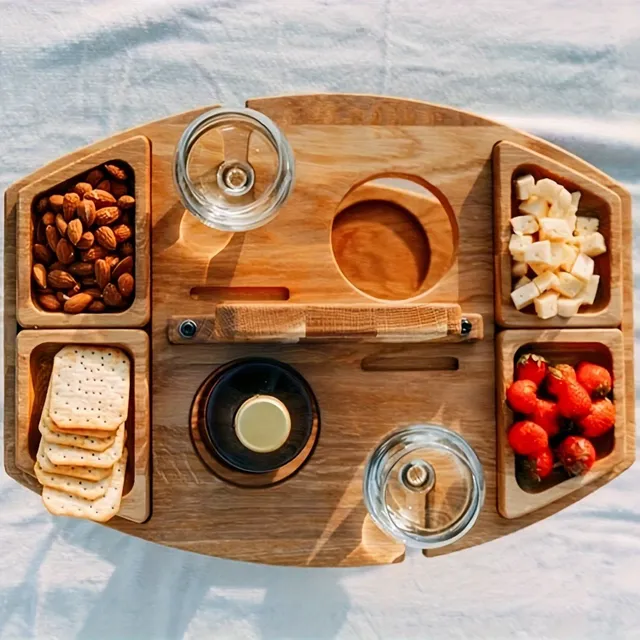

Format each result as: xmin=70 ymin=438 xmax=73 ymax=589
xmin=494 ymin=141 xmax=622 ymax=328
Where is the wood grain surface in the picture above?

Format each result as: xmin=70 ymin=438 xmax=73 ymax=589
xmin=496 ymin=329 xmax=627 ymax=519
xmin=14 ymin=329 xmax=150 ymax=523
xmin=16 ymin=135 xmax=151 ymax=329
xmin=3 ymin=94 xmax=635 ymax=566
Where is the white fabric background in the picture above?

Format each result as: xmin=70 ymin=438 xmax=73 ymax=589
xmin=1 ymin=1 xmax=639 ymax=638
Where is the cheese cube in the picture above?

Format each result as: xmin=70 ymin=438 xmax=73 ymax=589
xmin=555 ymin=187 xmax=572 ymax=211
xmin=565 ymin=214 xmax=577 ymax=233
xmin=575 ymin=216 xmax=599 ymax=236
xmin=548 ymin=241 xmax=566 ymax=269
xmin=571 ymin=252 xmax=595 ymax=282
xmin=539 ymin=218 xmax=571 ymax=241
xmin=529 ymin=261 xmax=553 ymax=276
xmin=557 ymin=296 xmax=583 ymax=318
xmin=524 ymin=240 xmax=552 ymax=265
xmin=514 ymin=275 xmax=532 ymax=289
xmin=519 ymin=196 xmax=549 ymax=219
xmin=510 ymin=215 xmax=539 ymax=236
xmin=581 ymin=275 xmax=600 ymax=305
xmin=535 ymin=178 xmax=563 ymax=202
xmin=552 ymin=272 xmax=584 ymax=298
xmin=571 ymin=191 xmax=581 ymax=208
xmin=577 ymin=232 xmax=607 ymax=257
xmin=515 ymin=174 xmax=535 ymax=200
xmin=534 ymin=291 xmax=559 ymax=319
xmin=512 ymin=261 xmax=528 ymax=278
xmin=510 ymin=281 xmax=539 ymax=310
xmin=533 ymin=271 xmax=560 ymax=294
xmin=559 ymin=243 xmax=579 ymax=271
xmin=548 ymin=201 xmax=567 ymax=218
xmin=509 ymin=234 xmax=533 ymax=261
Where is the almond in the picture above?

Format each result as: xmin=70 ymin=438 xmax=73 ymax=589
xmin=49 ymin=194 xmax=64 ymax=213
xmin=64 ymin=292 xmax=93 ymax=314
xmin=105 ymin=254 xmax=120 ymax=269
xmin=104 ymin=163 xmax=127 ymax=181
xmin=86 ymin=168 xmax=105 ymax=187
xmin=117 ymin=195 xmax=135 ymax=210
xmin=46 ymin=225 xmax=60 ymax=252
xmin=103 ymin=283 xmax=124 ymax=307
xmin=81 ymin=246 xmax=108 ymax=262
xmin=87 ymin=300 xmax=106 ymax=313
xmin=111 ymin=181 xmax=128 ymax=199
xmin=84 ymin=287 xmax=102 ymax=299
xmin=95 ymin=259 xmax=111 ymax=289
xmin=36 ymin=197 xmax=49 ymax=214
xmin=112 ymin=255 xmax=133 ymax=280
xmin=62 ymin=192 xmax=80 ymax=221
xmin=32 ymin=264 xmax=48 ymax=289
xmin=113 ymin=224 xmax=132 ymax=243
xmin=35 ymin=219 xmax=47 ymax=244
xmin=94 ymin=206 xmax=120 ymax=226
xmin=120 ymin=242 xmax=134 ymax=257
xmin=33 ymin=244 xmax=53 ymax=265
xmin=96 ymin=179 xmax=111 ymax=192
xmin=73 ymin=182 xmax=93 ymax=197
xmin=38 ymin=293 xmax=62 ymax=311
xmin=69 ymin=261 xmax=94 ymax=277
xmin=76 ymin=231 xmax=94 ymax=250
xmin=67 ymin=218 xmax=83 ymax=246
xmin=86 ymin=189 xmax=116 ymax=208
xmin=47 ymin=270 xmax=77 ymax=289
xmin=81 ymin=277 xmax=97 ymax=287
xmin=41 ymin=212 xmax=55 ymax=226
xmin=77 ymin=199 xmax=96 ymax=227
xmin=117 ymin=273 xmax=135 ymax=297
xmin=55 ymin=213 xmax=68 ymax=237
xmin=49 ymin=261 xmax=66 ymax=272
xmin=95 ymin=226 xmax=117 ymax=251
xmin=55 ymin=238 xmax=75 ymax=265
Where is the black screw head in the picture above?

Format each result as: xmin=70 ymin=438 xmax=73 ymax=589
xmin=460 ymin=317 xmax=472 ymax=337
xmin=178 ymin=319 xmax=198 ymax=339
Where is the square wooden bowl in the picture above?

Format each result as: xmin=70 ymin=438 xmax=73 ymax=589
xmin=496 ymin=328 xmax=626 ymax=519
xmin=16 ymin=135 xmax=150 ymax=328
xmin=493 ymin=141 xmax=622 ymax=328
xmin=15 ymin=329 xmax=150 ymax=523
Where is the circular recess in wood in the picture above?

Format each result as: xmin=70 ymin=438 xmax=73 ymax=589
xmin=331 ymin=176 xmax=458 ymax=301
xmin=190 ymin=359 xmax=320 ymax=488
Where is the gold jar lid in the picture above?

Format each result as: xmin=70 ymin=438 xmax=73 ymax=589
xmin=234 ymin=395 xmax=292 ymax=453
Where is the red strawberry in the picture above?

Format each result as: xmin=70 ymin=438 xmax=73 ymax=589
xmin=576 ymin=362 xmax=612 ymax=398
xmin=506 ymin=379 xmax=538 ymax=414
xmin=532 ymin=398 xmax=561 ymax=437
xmin=557 ymin=380 xmax=592 ymax=420
xmin=557 ymin=436 xmax=596 ymax=476
xmin=508 ymin=421 xmax=549 ymax=455
xmin=546 ymin=364 xmax=576 ymax=397
xmin=578 ymin=398 xmax=616 ymax=438
xmin=516 ymin=353 xmax=548 ymax=386
xmin=522 ymin=448 xmax=554 ymax=482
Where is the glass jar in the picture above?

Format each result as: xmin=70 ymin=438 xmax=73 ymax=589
xmin=174 ymin=107 xmax=295 ymax=232
xmin=363 ymin=424 xmax=485 ymax=549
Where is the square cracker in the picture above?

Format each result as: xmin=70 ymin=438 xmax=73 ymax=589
xmin=49 ymin=346 xmax=130 ymax=431
xmin=39 ymin=378 xmax=116 ymax=452
xmin=47 ymin=420 xmax=116 ymax=439
xmin=37 ymin=439 xmax=112 ymax=481
xmin=43 ymin=422 xmax=125 ymax=468
xmin=42 ymin=450 xmax=127 ymax=523
xmin=34 ymin=462 xmax=110 ymax=500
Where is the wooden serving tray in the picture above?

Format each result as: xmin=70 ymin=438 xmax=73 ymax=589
xmin=4 ymin=94 xmax=635 ymax=567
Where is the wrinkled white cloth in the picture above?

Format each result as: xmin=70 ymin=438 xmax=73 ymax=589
xmin=1 ymin=1 xmax=639 ymax=638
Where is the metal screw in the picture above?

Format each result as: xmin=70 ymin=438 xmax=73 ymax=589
xmin=400 ymin=460 xmax=436 ymax=494
xmin=460 ymin=317 xmax=472 ymax=337
xmin=178 ymin=319 xmax=198 ymax=339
